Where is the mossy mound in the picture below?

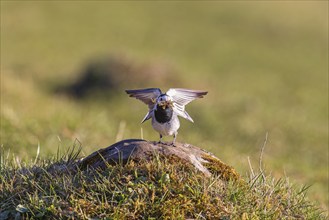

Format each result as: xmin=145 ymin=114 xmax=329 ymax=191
xmin=0 ymin=141 xmax=326 ymax=219
xmin=74 ymin=139 xmax=240 ymax=181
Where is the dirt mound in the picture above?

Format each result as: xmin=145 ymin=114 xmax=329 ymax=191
xmin=77 ymin=139 xmax=239 ymax=181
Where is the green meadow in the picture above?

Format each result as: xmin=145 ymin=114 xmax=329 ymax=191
xmin=1 ymin=1 xmax=328 ymax=212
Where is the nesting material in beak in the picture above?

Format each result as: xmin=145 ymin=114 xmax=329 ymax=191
xmin=159 ymin=100 xmax=173 ymax=109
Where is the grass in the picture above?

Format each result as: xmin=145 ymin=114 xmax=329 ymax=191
xmin=1 ymin=0 xmax=328 ymax=213
xmin=0 ymin=148 xmax=326 ymax=219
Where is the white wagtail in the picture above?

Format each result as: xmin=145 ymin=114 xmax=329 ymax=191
xmin=126 ymin=88 xmax=207 ymax=145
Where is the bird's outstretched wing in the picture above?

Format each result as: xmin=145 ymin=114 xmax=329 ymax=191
xmin=126 ymin=88 xmax=162 ymax=123
xmin=166 ymin=88 xmax=208 ymax=122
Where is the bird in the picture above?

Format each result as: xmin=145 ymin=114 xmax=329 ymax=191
xmin=125 ymin=88 xmax=208 ymax=145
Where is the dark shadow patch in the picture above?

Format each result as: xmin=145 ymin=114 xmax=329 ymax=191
xmin=54 ymin=55 xmax=181 ymax=99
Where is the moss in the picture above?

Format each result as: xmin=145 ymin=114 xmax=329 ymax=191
xmin=201 ymin=154 xmax=240 ymax=181
xmin=0 ymin=151 xmax=326 ymax=219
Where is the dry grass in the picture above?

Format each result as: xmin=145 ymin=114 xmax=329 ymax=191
xmin=0 ymin=148 xmax=326 ymax=219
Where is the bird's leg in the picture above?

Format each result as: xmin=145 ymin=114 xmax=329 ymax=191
xmin=171 ymin=132 xmax=178 ymax=147
xmin=158 ymin=134 xmax=163 ymax=144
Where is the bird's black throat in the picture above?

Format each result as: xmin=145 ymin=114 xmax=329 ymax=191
xmin=154 ymin=105 xmax=173 ymax=123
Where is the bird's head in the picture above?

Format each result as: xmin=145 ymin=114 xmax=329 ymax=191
xmin=156 ymin=94 xmax=173 ymax=109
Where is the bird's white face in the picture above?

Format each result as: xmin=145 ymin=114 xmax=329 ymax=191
xmin=157 ymin=95 xmax=173 ymax=109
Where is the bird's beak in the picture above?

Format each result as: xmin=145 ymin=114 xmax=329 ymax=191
xmin=159 ymin=100 xmax=173 ymax=109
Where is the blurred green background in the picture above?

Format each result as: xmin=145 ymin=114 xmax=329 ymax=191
xmin=1 ymin=1 xmax=328 ymax=210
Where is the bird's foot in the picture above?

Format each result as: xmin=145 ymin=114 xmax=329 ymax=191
xmin=171 ymin=132 xmax=178 ymax=147
xmin=158 ymin=135 xmax=164 ymax=145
